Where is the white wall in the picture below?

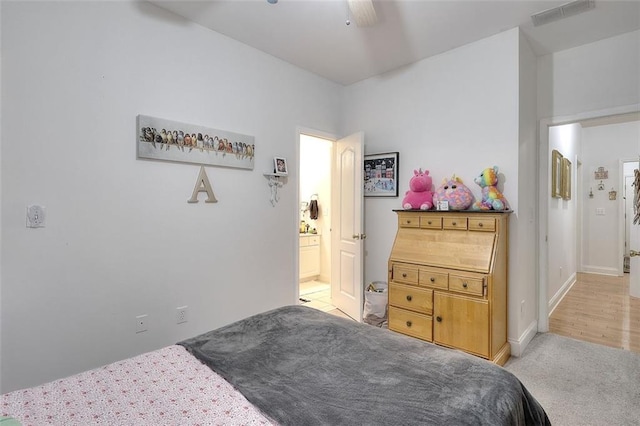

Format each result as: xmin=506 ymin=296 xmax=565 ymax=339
xmin=538 ymin=30 xmax=640 ymax=119
xmin=581 ymin=121 xmax=639 ymax=274
xmin=547 ymin=123 xmax=581 ymax=311
xmin=0 ymin=1 xmax=341 ymax=392
xmin=341 ymin=29 xmax=526 ymax=343
xmin=538 ymin=30 xmax=640 ymax=326
xmin=514 ymin=33 xmax=539 ymax=343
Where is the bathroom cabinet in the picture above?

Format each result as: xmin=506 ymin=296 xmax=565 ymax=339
xmin=300 ymin=234 xmax=320 ymax=280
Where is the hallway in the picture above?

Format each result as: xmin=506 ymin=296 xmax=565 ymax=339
xmin=549 ymin=272 xmax=640 ymax=353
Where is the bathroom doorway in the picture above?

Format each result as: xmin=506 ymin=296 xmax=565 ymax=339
xmin=298 ymin=133 xmax=335 ymax=312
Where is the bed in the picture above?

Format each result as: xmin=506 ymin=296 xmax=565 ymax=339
xmin=1 ymin=305 xmax=550 ymax=425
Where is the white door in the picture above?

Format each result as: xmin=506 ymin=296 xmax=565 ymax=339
xmin=331 ymin=132 xmax=364 ymax=320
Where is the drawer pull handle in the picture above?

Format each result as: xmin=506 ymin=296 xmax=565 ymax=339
xmin=452 ymin=221 xmax=457 ymax=226
xmin=407 ymin=220 xmax=411 ymax=224
xmin=462 ymin=282 xmax=468 ymax=288
xmin=406 ymin=321 xmax=412 ymax=327
xmin=427 ymin=221 xmax=432 ymax=225
xmin=478 ymin=222 xmax=484 ymax=227
xmin=402 ymin=273 xmax=407 ymax=278
xmin=436 ymin=316 xmax=442 ymax=322
xmin=430 ymin=277 xmax=435 ymax=282
xmin=406 ymin=295 xmax=413 ymax=302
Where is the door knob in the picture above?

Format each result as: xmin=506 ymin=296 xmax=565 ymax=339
xmin=631 ymin=250 xmax=640 ymax=257
xmin=352 ymin=234 xmax=360 ymax=240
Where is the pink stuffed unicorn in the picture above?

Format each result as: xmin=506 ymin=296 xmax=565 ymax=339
xmin=402 ymin=169 xmax=434 ymax=210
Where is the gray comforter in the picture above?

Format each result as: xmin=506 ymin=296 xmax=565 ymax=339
xmin=179 ymin=305 xmax=550 ymax=426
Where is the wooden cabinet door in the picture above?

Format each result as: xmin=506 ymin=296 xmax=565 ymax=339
xmin=433 ymin=292 xmax=489 ymax=358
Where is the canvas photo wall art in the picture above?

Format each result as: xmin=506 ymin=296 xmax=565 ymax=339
xmin=364 ymin=152 xmax=399 ymax=197
xmin=137 ymin=115 xmax=255 ymax=170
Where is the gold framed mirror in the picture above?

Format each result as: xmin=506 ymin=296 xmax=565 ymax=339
xmin=562 ymin=157 xmax=572 ymax=200
xmin=551 ymin=149 xmax=563 ymax=198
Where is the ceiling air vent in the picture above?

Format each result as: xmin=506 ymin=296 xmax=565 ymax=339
xmin=531 ymin=0 xmax=595 ymax=27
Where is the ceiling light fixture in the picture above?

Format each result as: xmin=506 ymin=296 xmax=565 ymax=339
xmin=267 ymin=0 xmax=278 ymax=4
xmin=531 ymin=0 xmax=595 ymax=27
xmin=347 ymin=0 xmax=378 ymax=27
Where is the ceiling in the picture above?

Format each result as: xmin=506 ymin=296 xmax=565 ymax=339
xmin=150 ymin=0 xmax=640 ymax=86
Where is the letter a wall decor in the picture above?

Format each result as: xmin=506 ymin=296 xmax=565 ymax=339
xmin=188 ymin=166 xmax=218 ymax=204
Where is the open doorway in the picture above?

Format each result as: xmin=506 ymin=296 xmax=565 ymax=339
xmin=539 ymin=108 xmax=640 ymax=332
xmin=297 ymin=130 xmax=365 ymax=321
xmin=540 ymin=109 xmax=640 ymax=349
xmin=298 ymin=134 xmax=335 ymax=312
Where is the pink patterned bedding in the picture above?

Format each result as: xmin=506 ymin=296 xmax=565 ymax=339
xmin=1 ymin=345 xmax=274 ymax=425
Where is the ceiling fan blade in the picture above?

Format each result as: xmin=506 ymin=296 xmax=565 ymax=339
xmin=347 ymin=0 xmax=378 ymax=27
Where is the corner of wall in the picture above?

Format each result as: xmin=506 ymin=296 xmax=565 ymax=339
xmin=509 ymin=319 xmax=538 ymax=357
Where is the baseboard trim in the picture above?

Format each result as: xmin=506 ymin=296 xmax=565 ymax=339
xmin=508 ymin=319 xmax=538 ymax=357
xmin=581 ymin=265 xmax=619 ymax=276
xmin=548 ymin=272 xmax=577 ymax=316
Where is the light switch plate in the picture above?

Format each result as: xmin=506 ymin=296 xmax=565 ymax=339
xmin=26 ymin=205 xmax=46 ymax=228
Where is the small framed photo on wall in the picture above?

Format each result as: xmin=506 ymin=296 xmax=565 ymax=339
xmin=274 ymin=157 xmax=288 ymax=175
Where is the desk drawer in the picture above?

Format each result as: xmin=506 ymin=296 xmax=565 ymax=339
xmin=443 ymin=217 xmax=468 ymax=230
xmin=449 ymin=274 xmax=485 ymax=297
xmin=469 ymin=217 xmax=496 ymax=232
xmin=398 ymin=214 xmax=419 ymax=228
xmin=389 ymin=306 xmax=433 ymax=341
xmin=420 ymin=216 xmax=443 ymax=229
xmin=392 ymin=264 xmax=419 ymax=285
xmin=389 ymin=282 xmax=433 ymax=314
xmin=419 ymin=266 xmax=449 ymax=290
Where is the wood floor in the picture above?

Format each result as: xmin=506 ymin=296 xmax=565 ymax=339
xmin=549 ymin=272 xmax=640 ymax=353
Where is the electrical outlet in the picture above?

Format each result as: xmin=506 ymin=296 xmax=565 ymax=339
xmin=26 ymin=205 xmax=46 ymax=228
xmin=135 ymin=314 xmax=148 ymax=333
xmin=176 ymin=306 xmax=188 ymax=324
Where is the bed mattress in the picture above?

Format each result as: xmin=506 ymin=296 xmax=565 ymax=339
xmin=1 ymin=345 xmax=273 ymax=425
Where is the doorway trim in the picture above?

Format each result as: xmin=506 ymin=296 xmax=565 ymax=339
xmin=538 ymin=103 xmax=640 ymax=332
xmin=619 ymin=158 xmax=639 ymax=277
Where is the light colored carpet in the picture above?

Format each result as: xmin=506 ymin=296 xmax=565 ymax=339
xmin=504 ymin=333 xmax=640 ymax=426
